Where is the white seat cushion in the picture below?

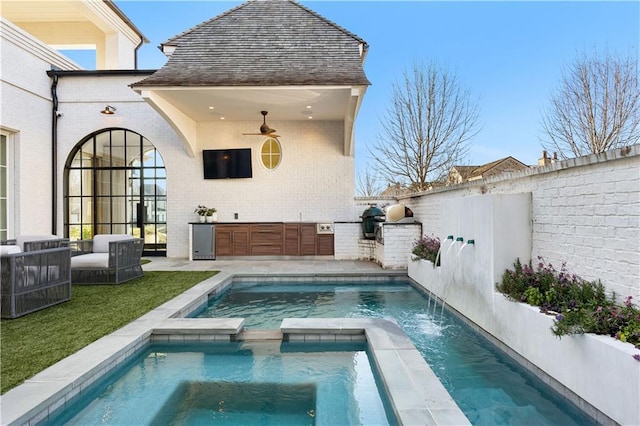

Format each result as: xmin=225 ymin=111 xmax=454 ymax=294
xmin=71 ymin=253 xmax=110 ymax=269
xmin=93 ymin=234 xmax=133 ymax=253
xmin=16 ymin=235 xmax=59 ymax=251
xmin=0 ymin=245 xmax=21 ymax=256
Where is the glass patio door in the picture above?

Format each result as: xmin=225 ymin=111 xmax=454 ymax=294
xmin=65 ymin=129 xmax=167 ymax=256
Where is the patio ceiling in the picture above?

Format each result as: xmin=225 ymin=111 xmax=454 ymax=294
xmin=1 ymin=1 xmax=100 ymax=26
xmin=0 ymin=0 xmax=145 ymax=48
xmin=136 ymin=85 xmax=367 ymax=157
xmin=145 ymin=86 xmax=354 ymax=122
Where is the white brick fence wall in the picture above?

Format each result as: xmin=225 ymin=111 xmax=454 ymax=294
xmin=400 ymin=145 xmax=640 ymax=300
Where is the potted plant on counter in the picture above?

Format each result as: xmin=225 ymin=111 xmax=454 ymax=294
xmin=194 ymin=205 xmax=209 ymax=223
xmin=206 ymin=208 xmax=218 ymax=222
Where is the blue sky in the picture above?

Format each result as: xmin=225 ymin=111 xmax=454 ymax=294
xmin=102 ymin=1 xmax=638 ymax=172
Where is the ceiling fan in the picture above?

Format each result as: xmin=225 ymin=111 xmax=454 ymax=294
xmin=243 ymin=110 xmax=280 ymax=138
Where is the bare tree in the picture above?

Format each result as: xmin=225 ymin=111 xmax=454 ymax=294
xmin=540 ymin=50 xmax=640 ymax=159
xmin=370 ymin=60 xmax=480 ymax=191
xmin=356 ymin=168 xmax=384 ymax=197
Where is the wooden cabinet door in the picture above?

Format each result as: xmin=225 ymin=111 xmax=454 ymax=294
xmin=215 ymin=227 xmax=233 ymax=256
xmin=216 ymin=225 xmax=249 ymax=256
xmin=231 ymin=227 xmax=249 ymax=255
xmin=283 ymin=224 xmax=300 ymax=256
xmin=317 ymin=234 xmax=334 ymax=255
xmin=300 ymin=224 xmax=317 ymax=255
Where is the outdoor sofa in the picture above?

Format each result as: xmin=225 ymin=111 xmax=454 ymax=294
xmin=1 ymin=235 xmax=71 ymax=319
xmin=70 ymin=234 xmax=144 ymax=284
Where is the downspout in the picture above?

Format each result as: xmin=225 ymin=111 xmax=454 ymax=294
xmin=134 ymin=34 xmax=143 ymax=70
xmin=50 ymin=73 xmax=59 ymax=235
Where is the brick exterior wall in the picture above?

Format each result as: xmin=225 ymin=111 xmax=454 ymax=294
xmin=333 ymin=222 xmax=380 ymax=261
xmin=55 ymin=79 xmax=356 ymax=257
xmin=9 ymin=65 xmax=357 ymax=258
xmin=1 ymin=21 xmax=77 ymax=237
xmin=401 ymin=146 xmax=640 ymax=300
xmin=374 ymin=223 xmax=422 ymax=268
xmin=334 ymin=223 xmax=363 ymax=259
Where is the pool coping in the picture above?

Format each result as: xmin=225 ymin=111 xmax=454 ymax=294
xmin=0 ymin=271 xmax=469 ymax=426
xmin=281 ymin=318 xmax=470 ymax=425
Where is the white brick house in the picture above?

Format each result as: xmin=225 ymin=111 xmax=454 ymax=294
xmin=1 ymin=0 xmax=369 ymax=258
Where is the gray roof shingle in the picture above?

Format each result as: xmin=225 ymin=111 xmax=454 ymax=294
xmin=132 ymin=0 xmax=370 ymax=87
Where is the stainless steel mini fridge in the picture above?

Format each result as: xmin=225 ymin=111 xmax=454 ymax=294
xmin=192 ymin=223 xmax=216 ymax=260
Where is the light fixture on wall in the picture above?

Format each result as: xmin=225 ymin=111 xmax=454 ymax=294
xmin=100 ymin=105 xmax=116 ymax=115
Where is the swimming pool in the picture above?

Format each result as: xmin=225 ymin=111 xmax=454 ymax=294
xmin=47 ymin=341 xmax=395 ymax=425
xmin=194 ymin=280 xmax=595 ymax=425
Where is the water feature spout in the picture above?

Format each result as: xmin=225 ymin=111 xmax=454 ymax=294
xmin=434 ymin=248 xmax=442 ymax=268
xmin=446 ymin=235 xmax=460 ymax=255
xmin=457 ymin=238 xmax=475 ymax=253
xmin=458 ymin=241 xmax=475 ymax=255
xmin=447 ymin=235 xmax=464 ymax=254
xmin=436 ymin=236 xmax=463 ymax=318
xmin=453 ymin=237 xmax=467 ymax=256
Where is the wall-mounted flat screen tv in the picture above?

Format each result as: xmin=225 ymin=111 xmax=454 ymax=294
xmin=203 ymin=148 xmax=252 ymax=179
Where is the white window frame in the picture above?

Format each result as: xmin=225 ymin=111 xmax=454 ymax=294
xmin=0 ymin=130 xmax=15 ymax=240
xmin=260 ymin=137 xmax=282 ymax=171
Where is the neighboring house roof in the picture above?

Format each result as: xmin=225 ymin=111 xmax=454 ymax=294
xmin=379 ymin=183 xmax=411 ymax=197
xmin=448 ymin=156 xmax=529 ymax=184
xmin=132 ymin=0 xmax=370 ymax=87
xmin=449 ymin=166 xmax=476 ymax=182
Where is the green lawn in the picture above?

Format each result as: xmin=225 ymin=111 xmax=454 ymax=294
xmin=0 ymin=271 xmax=217 ymax=394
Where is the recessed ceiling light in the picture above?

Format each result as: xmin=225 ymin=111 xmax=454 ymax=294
xmin=208 ymin=106 xmax=215 ymax=110
xmin=220 ymin=117 xmax=225 ymax=120
xmin=308 ymin=116 xmax=313 ymax=119
xmin=306 ymin=105 xmax=312 ymax=109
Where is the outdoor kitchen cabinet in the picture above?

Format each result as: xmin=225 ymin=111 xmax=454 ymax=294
xmin=215 ymin=223 xmax=334 ymax=257
xmin=317 ymin=233 xmax=334 ymax=255
xmin=283 ymin=224 xmax=333 ymax=256
xmin=300 ymin=224 xmax=317 ymax=255
xmin=215 ymin=225 xmax=249 ymax=256
xmin=283 ymin=223 xmax=316 ymax=256
xmin=250 ymin=224 xmax=283 ymax=255
xmin=284 ymin=224 xmax=301 ymax=255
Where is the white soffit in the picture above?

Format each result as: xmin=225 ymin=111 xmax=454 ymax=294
xmin=0 ymin=0 xmax=141 ymax=46
xmin=145 ymin=86 xmax=355 ymax=122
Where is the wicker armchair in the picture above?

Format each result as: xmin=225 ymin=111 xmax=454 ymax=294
xmin=1 ymin=245 xmax=72 ymax=319
xmin=2 ymin=235 xmax=69 ymax=251
xmin=70 ymin=235 xmax=144 ymax=284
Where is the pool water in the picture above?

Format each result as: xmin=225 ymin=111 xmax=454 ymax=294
xmin=48 ymin=341 xmax=394 ymax=425
xmin=194 ymin=281 xmax=595 ymax=425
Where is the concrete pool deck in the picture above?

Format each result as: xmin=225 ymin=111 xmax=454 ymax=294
xmin=0 ymin=258 xmax=469 ymax=425
xmin=141 ymin=257 xmax=403 ymax=274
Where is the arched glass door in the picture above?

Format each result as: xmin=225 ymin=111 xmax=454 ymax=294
xmin=64 ymin=128 xmax=167 ymax=256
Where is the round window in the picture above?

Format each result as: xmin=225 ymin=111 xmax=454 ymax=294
xmin=260 ymin=137 xmax=281 ymax=170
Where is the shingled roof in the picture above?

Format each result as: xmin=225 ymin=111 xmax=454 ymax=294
xmin=132 ymin=0 xmax=370 ymax=87
xmin=447 ymin=157 xmax=530 ymax=185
